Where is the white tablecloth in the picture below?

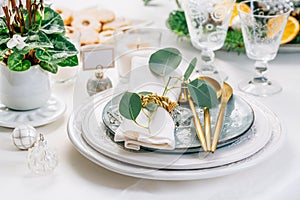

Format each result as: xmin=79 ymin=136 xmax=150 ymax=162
xmin=1 ymin=0 xmax=300 ymax=199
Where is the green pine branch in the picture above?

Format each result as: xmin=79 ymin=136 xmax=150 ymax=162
xmin=224 ymin=30 xmax=245 ymax=54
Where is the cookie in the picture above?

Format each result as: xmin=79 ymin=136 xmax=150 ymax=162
xmin=65 ymin=26 xmax=80 ymax=42
xmin=102 ymin=17 xmax=131 ymax=31
xmin=93 ymin=9 xmax=116 ymax=23
xmin=76 ymin=8 xmax=115 ymax=24
xmin=72 ymin=15 xmax=102 ymax=32
xmin=80 ymin=28 xmax=100 ymax=46
xmin=98 ymin=30 xmax=114 ymax=44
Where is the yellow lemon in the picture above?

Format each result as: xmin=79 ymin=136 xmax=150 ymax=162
xmin=280 ymin=16 xmax=300 ymax=44
xmin=267 ymin=15 xmax=286 ymax=38
xmin=229 ymin=3 xmax=251 ymax=27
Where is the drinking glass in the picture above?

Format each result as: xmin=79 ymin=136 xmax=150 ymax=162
xmin=183 ymin=0 xmax=235 ymax=77
xmin=238 ymin=0 xmax=291 ymax=96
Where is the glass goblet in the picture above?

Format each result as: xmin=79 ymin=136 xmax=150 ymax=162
xmin=238 ymin=0 xmax=291 ymax=96
xmin=183 ymin=0 xmax=235 ymax=78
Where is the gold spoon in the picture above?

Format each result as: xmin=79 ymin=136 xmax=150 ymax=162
xmin=199 ymin=77 xmax=222 ymax=152
xmin=211 ymin=82 xmax=233 ymax=153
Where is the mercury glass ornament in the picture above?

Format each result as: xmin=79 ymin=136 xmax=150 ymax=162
xmin=12 ymin=125 xmax=37 ymax=150
xmin=86 ymin=71 xmax=112 ymax=96
xmin=28 ymin=134 xmax=58 ymax=175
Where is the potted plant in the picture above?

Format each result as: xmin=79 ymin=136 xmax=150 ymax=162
xmin=0 ymin=0 xmax=78 ymax=110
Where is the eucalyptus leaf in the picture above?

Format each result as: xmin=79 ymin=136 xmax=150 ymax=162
xmin=183 ymin=57 xmax=197 ymax=81
xmin=7 ymin=52 xmax=31 ymax=71
xmin=149 ymin=48 xmax=182 ymax=76
xmin=143 ymin=102 xmax=157 ymax=113
xmin=57 ymin=55 xmax=78 ymax=67
xmin=187 ymin=79 xmax=218 ymax=108
xmin=39 ymin=61 xmax=58 ymax=74
xmin=138 ymin=91 xmax=152 ymax=95
xmin=41 ymin=7 xmax=65 ymax=34
xmin=119 ymin=92 xmax=142 ymax=121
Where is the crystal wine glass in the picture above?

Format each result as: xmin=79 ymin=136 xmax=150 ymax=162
xmin=238 ymin=0 xmax=291 ymax=96
xmin=183 ymin=0 xmax=235 ymax=78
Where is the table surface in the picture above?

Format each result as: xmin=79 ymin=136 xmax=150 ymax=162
xmin=1 ymin=0 xmax=300 ymax=199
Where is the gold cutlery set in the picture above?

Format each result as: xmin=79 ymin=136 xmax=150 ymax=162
xmin=186 ymin=77 xmax=233 ymax=153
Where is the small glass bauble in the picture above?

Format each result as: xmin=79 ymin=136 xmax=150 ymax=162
xmin=12 ymin=125 xmax=37 ymax=150
xmin=28 ymin=134 xmax=58 ymax=175
xmin=86 ymin=71 xmax=113 ymax=96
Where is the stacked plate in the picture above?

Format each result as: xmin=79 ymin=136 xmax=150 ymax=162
xmin=67 ymin=88 xmax=282 ymax=180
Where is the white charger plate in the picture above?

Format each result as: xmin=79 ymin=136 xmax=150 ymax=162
xmin=67 ymin=90 xmax=282 ymax=180
xmin=0 ymin=96 xmax=66 ymax=128
xmin=81 ymin=90 xmax=269 ymax=170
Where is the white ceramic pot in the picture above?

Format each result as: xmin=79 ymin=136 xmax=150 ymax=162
xmin=0 ymin=64 xmax=51 ymax=110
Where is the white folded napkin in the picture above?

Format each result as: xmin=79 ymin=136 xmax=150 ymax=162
xmin=114 ymin=55 xmax=181 ymax=150
xmin=114 ymin=107 xmax=175 ymax=150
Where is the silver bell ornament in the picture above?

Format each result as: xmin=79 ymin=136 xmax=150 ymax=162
xmin=86 ymin=70 xmax=112 ymax=96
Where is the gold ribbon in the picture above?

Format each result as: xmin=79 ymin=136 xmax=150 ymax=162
xmin=140 ymin=93 xmax=178 ymax=113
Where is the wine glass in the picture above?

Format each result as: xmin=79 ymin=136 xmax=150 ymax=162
xmin=238 ymin=0 xmax=291 ymax=96
xmin=182 ymin=0 xmax=235 ymax=79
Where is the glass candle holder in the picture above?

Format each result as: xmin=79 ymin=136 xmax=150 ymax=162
xmin=113 ymin=28 xmax=162 ymax=82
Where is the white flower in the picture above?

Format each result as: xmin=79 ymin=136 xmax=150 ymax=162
xmin=7 ymin=34 xmax=27 ymax=50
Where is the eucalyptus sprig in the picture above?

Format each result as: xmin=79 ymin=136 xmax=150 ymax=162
xmin=118 ymin=47 xmax=218 ymax=130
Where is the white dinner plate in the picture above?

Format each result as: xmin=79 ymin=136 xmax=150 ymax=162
xmin=67 ymin=89 xmax=282 ymax=180
xmin=81 ymin=90 xmax=270 ymax=170
xmin=0 ymin=96 xmax=66 ymax=128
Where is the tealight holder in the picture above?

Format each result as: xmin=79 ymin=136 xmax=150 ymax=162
xmin=113 ymin=28 xmax=162 ymax=82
